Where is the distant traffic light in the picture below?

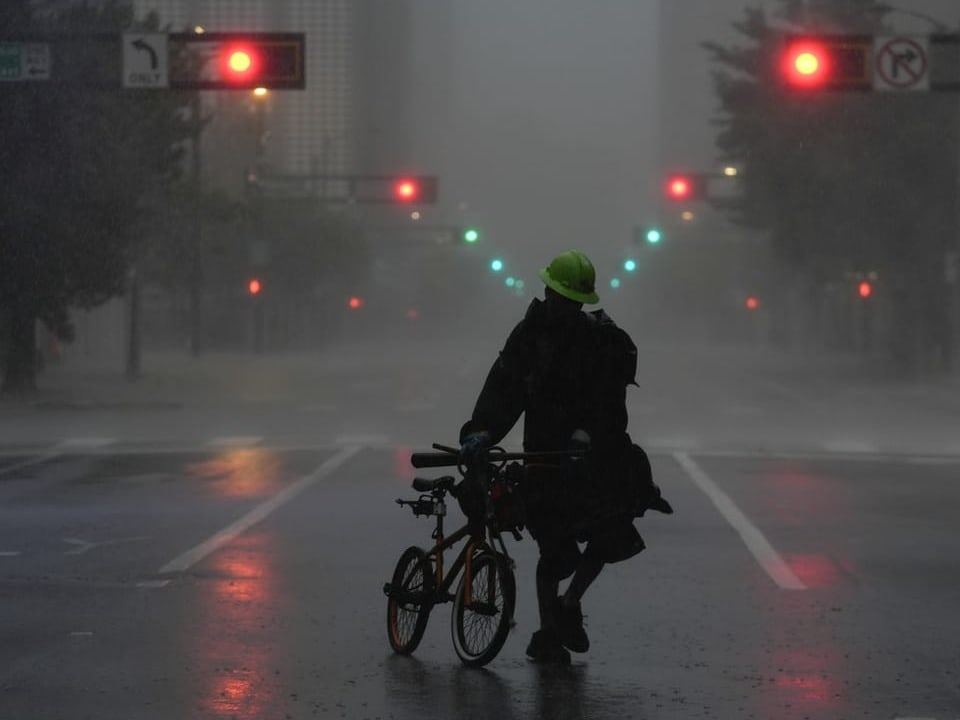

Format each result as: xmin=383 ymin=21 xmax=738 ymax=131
xmin=247 ymin=278 xmax=262 ymax=296
xmin=623 ymin=259 xmax=637 ymax=272
xmin=393 ymin=178 xmax=420 ymax=203
xmin=168 ymin=33 xmax=307 ymax=90
xmin=348 ymin=295 xmax=364 ymax=310
xmin=745 ymin=296 xmax=759 ymax=310
xmin=490 ymin=258 xmax=504 ymax=272
xmin=610 ymin=278 xmax=621 ymax=289
xmin=388 ymin=176 xmax=437 ymax=204
xmin=646 ymin=228 xmax=662 ymax=244
xmin=463 ymin=228 xmax=480 ymax=244
xmin=665 ymin=174 xmax=703 ymax=202
xmin=858 ymin=281 xmax=873 ymax=299
xmin=781 ymin=36 xmax=871 ymax=91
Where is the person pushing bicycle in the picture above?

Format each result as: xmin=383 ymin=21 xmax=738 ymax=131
xmin=459 ymin=249 xmax=673 ymax=664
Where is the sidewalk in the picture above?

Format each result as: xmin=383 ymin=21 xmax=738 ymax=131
xmin=3 ymin=350 xmax=356 ymax=410
xmin=4 ymin=339 xmax=960 ymax=411
xmin=1 ymin=337 xmax=489 ymax=410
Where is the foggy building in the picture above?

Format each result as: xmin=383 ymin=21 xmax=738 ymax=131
xmin=130 ymin=0 xmax=454 ymax=181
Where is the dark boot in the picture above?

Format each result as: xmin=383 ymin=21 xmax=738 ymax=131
xmin=525 ymin=628 xmax=571 ymax=664
xmin=558 ymin=599 xmax=589 ymax=653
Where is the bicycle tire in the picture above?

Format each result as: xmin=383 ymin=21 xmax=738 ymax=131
xmin=451 ymin=551 xmax=515 ymax=667
xmin=386 ymin=546 xmax=434 ymax=655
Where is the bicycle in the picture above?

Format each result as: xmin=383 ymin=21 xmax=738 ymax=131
xmin=383 ymin=442 xmax=580 ymax=667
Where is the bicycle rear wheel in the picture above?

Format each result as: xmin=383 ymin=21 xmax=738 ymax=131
xmin=386 ymin=546 xmax=434 ymax=654
xmin=451 ymin=551 xmax=515 ymax=667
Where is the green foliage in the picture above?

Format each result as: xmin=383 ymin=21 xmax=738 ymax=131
xmin=703 ymin=0 xmax=960 ymax=284
xmin=0 ymin=1 xmax=191 ymax=340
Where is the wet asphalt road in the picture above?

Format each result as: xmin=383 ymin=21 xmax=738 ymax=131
xmin=1 ymin=337 xmax=960 ymax=719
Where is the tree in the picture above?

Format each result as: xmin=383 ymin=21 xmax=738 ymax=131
xmin=0 ymin=1 xmax=190 ymax=392
xmin=703 ymin=1 xmax=960 ymax=370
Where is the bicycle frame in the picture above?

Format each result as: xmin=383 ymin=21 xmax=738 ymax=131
xmin=415 ymin=463 xmax=512 ymax=608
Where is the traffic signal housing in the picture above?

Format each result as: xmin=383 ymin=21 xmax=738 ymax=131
xmin=780 ymin=35 xmax=871 ymax=91
xmin=169 ymin=32 xmax=306 ymax=90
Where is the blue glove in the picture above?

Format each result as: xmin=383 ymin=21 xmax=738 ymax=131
xmin=459 ymin=431 xmax=491 ymax=464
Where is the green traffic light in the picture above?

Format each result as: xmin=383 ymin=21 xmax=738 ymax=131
xmin=610 ymin=277 xmax=621 ymax=289
xmin=490 ymin=259 xmax=504 ymax=272
xmin=623 ymin=259 xmax=637 ymax=272
xmin=464 ymin=228 xmax=479 ymax=243
xmin=646 ymin=228 xmax=662 ymax=244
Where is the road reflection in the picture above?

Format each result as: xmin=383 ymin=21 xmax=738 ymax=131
xmin=383 ymin=654 xmax=651 ymax=719
xmin=185 ymin=448 xmax=282 ymax=499
xmin=194 ymin=532 xmax=279 ymax=719
xmin=383 ymin=655 xmax=519 ymax=719
xmin=748 ymin=460 xmax=852 ymax=717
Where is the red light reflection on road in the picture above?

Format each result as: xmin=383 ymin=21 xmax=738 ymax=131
xmin=774 ymin=671 xmax=832 ymax=702
xmin=748 ymin=460 xmax=851 ymax=718
xmin=186 ymin=449 xmax=281 ymax=499
xmin=195 ymin=533 xmax=278 ymax=719
xmin=785 ymin=553 xmax=847 ymax=589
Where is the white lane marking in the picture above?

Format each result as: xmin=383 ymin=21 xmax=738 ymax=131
xmin=206 ymin=436 xmax=263 ymax=448
xmin=335 ymin=434 xmax=390 ymax=446
xmin=0 ymin=451 xmax=61 ymax=478
xmin=0 ymin=551 xmax=21 ymax=557
xmin=158 ymin=444 xmax=362 ymax=575
xmin=58 ymin=438 xmax=116 ymax=449
xmin=673 ymin=451 xmax=806 ymax=591
xmin=69 ymin=631 xmax=94 ymax=638
xmin=821 ymin=439 xmax=879 ymax=454
xmin=136 ymin=579 xmax=171 ymax=589
xmin=63 ymin=536 xmax=150 ymax=555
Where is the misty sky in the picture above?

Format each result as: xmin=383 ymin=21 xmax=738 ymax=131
xmin=442 ymin=0 xmax=660 ymax=284
xmin=412 ymin=0 xmax=960 ymax=293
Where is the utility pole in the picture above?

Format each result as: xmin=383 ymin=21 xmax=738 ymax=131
xmin=188 ymin=91 xmax=204 ymax=358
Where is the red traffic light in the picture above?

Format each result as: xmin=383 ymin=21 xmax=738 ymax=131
xmin=858 ymin=281 xmax=872 ymax=298
xmin=783 ymin=41 xmax=829 ymax=88
xmin=168 ymin=32 xmax=306 ymax=90
xmin=665 ymin=174 xmax=700 ymax=202
xmin=781 ymin=36 xmax=871 ymax=91
xmin=248 ymin=278 xmax=262 ymax=295
xmin=393 ymin=178 xmax=421 ymax=203
xmin=745 ymin=296 xmax=759 ymax=310
xmin=348 ymin=296 xmax=364 ymax=310
xmin=221 ymin=45 xmax=262 ymax=84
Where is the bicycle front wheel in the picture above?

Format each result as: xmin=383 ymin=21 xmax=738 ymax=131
xmin=386 ymin=546 xmax=434 ymax=655
xmin=451 ymin=551 xmax=515 ymax=667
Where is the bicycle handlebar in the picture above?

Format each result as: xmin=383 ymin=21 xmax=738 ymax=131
xmin=409 ymin=443 xmax=586 ymax=469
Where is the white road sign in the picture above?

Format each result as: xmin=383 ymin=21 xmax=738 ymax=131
xmin=873 ymin=35 xmax=929 ymax=91
xmin=122 ymin=33 xmax=168 ymax=88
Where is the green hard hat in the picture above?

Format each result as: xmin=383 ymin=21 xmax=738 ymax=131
xmin=538 ymin=250 xmax=600 ymax=304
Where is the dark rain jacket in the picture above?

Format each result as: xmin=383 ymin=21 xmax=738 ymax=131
xmin=460 ymin=298 xmax=639 ymax=532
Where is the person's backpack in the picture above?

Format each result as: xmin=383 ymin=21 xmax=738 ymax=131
xmin=588 ymin=309 xmax=638 ymax=388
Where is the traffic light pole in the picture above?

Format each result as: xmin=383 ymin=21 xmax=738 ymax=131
xmin=188 ymin=92 xmax=205 ymax=358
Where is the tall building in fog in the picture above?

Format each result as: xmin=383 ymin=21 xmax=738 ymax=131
xmin=130 ymin=0 xmax=442 ymax=181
